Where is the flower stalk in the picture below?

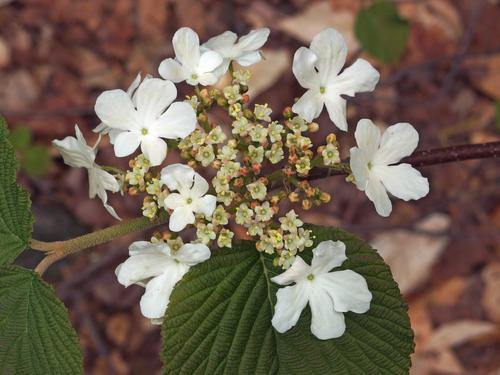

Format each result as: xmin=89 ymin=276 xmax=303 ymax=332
xmin=32 ymin=212 xmax=169 ymax=275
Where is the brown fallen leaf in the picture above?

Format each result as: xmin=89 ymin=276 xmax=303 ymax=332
xmin=277 ymin=1 xmax=358 ymax=53
xmin=463 ymin=54 xmax=500 ymax=100
xmin=424 ymin=320 xmax=499 ymax=351
xmin=371 ymin=213 xmax=450 ymax=295
xmin=245 ymin=49 xmax=290 ymax=100
xmin=482 ymin=263 xmax=500 ymax=323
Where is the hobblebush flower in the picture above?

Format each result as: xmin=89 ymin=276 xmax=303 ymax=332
xmin=53 ymin=125 xmax=120 ymax=219
xmin=49 ymin=26 xmax=434 ymax=347
xmin=271 ymin=240 xmax=372 ymax=339
xmin=292 ymin=28 xmax=380 ymax=130
xmin=202 ymin=28 xmax=270 ymax=77
xmin=349 ymin=119 xmax=429 ymax=217
xmin=115 ymin=240 xmax=210 ymax=323
xmin=161 ymin=164 xmax=216 ymax=232
xmin=93 ymin=72 xmax=145 ymax=143
xmin=94 ymin=78 xmax=196 ymax=166
xmin=159 ymin=27 xmax=223 ymax=86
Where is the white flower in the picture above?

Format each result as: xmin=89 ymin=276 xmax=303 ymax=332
xmin=158 ymin=27 xmax=223 ymax=86
xmin=349 ymin=119 xmax=430 ymax=217
xmin=161 ymin=164 xmax=216 ymax=232
xmin=93 ymin=72 xmax=145 ymax=144
xmin=292 ymin=28 xmax=379 ymax=130
xmin=94 ymin=77 xmax=196 ymax=166
xmin=202 ymin=28 xmax=270 ymax=77
xmin=115 ymin=240 xmax=210 ymax=323
xmin=271 ymin=240 xmax=372 ymax=340
xmin=53 ymin=125 xmax=120 ymax=219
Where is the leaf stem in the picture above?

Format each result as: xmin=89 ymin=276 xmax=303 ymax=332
xmin=32 ymin=212 xmax=169 ymax=275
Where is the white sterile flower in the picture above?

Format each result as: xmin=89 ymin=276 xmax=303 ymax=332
xmin=271 ymin=240 xmax=372 ymax=340
xmin=53 ymin=125 xmax=120 ymax=220
xmin=94 ymin=78 xmax=196 ymax=166
xmin=115 ymin=240 xmax=210 ymax=323
xmin=202 ymin=28 xmax=270 ymax=77
xmin=160 ymin=164 xmax=216 ymax=232
xmin=93 ymin=72 xmax=145 ymax=144
xmin=349 ymin=119 xmax=430 ymax=217
xmin=158 ymin=27 xmax=223 ymax=86
xmin=292 ymin=28 xmax=380 ymax=130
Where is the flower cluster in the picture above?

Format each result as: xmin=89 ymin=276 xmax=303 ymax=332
xmin=53 ymin=27 xmax=429 ymax=337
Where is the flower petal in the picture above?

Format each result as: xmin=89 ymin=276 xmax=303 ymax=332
xmin=126 ymin=72 xmax=142 ymax=97
xmin=198 ymin=50 xmax=223 ymax=74
xmin=324 ymin=95 xmax=348 ymax=131
xmin=349 ymin=147 xmax=370 ymax=191
xmin=365 ymin=176 xmax=392 ymax=217
xmin=373 ymin=123 xmax=419 ymax=166
xmin=319 ymin=270 xmax=372 ymax=314
xmin=203 ymin=31 xmax=238 ymax=53
xmin=236 ymin=28 xmax=270 ymax=52
xmin=334 ymin=58 xmax=380 ymax=97
xmin=160 ymin=163 xmax=195 ymax=191
xmin=102 ymin=200 xmax=121 ymax=221
xmin=373 ymin=164 xmax=429 ymax=201
xmin=310 ymin=28 xmax=347 ymax=82
xmin=169 ymin=206 xmax=195 ymax=232
xmin=191 ymin=172 xmax=209 ymax=197
xmin=196 ymin=72 xmax=219 ymax=86
xmin=164 ymin=192 xmax=184 ymax=210
xmin=129 ymin=241 xmax=169 ymax=256
xmin=174 ymin=243 xmax=210 ymax=266
xmin=135 ymin=78 xmax=176 ymax=123
xmin=292 ymin=47 xmax=319 ymax=90
xmin=271 ymin=284 xmax=310 ymax=333
xmin=52 ymin=132 xmax=94 ymax=169
xmin=140 ymin=263 xmax=189 ymax=319
xmin=113 ymin=131 xmax=141 ymax=157
xmin=94 ymin=167 xmax=119 ymax=192
xmin=158 ymin=58 xmax=186 ymax=83
xmin=140 ymin=137 xmax=167 ymax=166
xmin=309 ymin=287 xmax=346 ymax=339
xmin=154 ymin=101 xmax=196 ymax=139
xmin=115 ymin=253 xmax=170 ymax=287
xmin=354 ymin=119 xmax=381 ymax=159
xmin=271 ymin=256 xmax=310 ymax=285
xmin=311 ymin=240 xmax=347 ymax=274
xmin=172 ymin=27 xmax=200 ymax=68
xmin=94 ymin=89 xmax=139 ymax=131
xmin=235 ymin=51 xmax=261 ymax=66
xmin=292 ymin=89 xmax=324 ymax=122
xmin=193 ymin=195 xmax=216 ymax=217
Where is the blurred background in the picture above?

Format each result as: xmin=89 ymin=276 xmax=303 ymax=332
xmin=1 ymin=0 xmax=499 ymax=373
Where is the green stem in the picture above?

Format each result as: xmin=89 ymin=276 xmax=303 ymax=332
xmin=33 ymin=212 xmax=169 ymax=275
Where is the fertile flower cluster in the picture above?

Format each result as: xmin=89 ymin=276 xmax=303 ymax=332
xmin=53 ymin=27 xmax=429 ymax=337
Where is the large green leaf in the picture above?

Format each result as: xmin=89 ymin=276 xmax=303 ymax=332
xmin=0 ymin=116 xmax=33 ymax=265
xmin=161 ymin=225 xmax=414 ymax=374
xmin=355 ymin=1 xmax=410 ymax=64
xmin=0 ymin=266 xmax=83 ymax=375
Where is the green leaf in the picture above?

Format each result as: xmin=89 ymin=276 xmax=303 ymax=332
xmin=355 ymin=1 xmax=410 ymax=64
xmin=22 ymin=145 xmax=53 ymax=177
xmin=161 ymin=225 xmax=414 ymax=374
xmin=0 ymin=266 xmax=83 ymax=374
xmin=0 ymin=116 xmax=33 ymax=265
xmin=8 ymin=126 xmax=32 ymax=151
